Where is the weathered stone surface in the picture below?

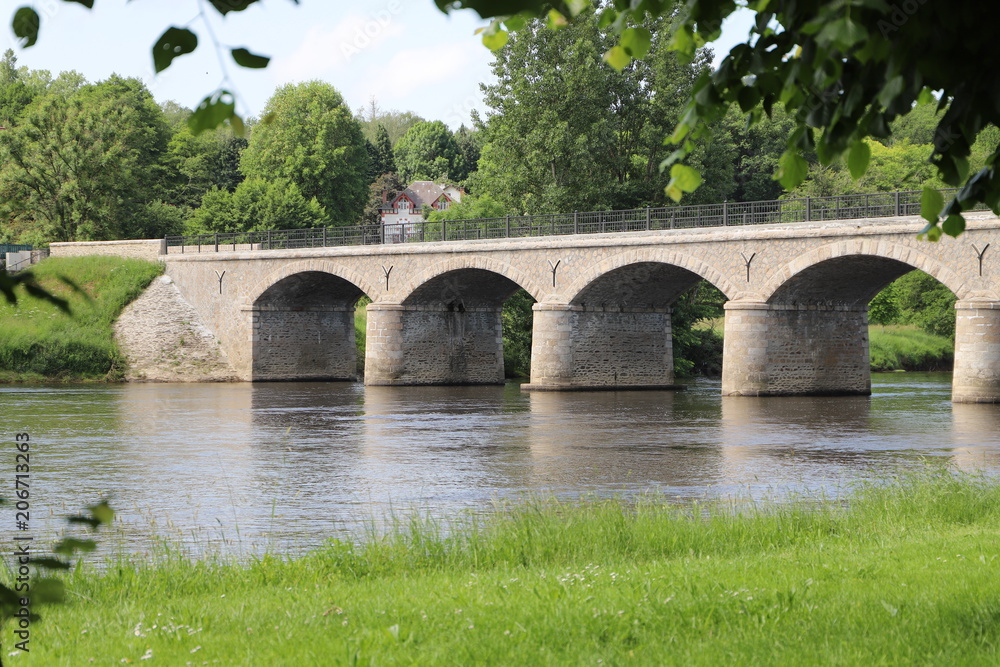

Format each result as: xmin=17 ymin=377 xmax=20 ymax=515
xmin=113 ymin=275 xmax=238 ymax=382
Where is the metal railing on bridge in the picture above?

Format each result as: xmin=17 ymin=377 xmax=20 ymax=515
xmin=163 ymin=188 xmax=987 ymax=255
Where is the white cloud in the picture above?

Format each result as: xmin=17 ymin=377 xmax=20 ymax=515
xmin=362 ymin=42 xmax=481 ymax=102
xmin=271 ymin=10 xmax=405 ymax=82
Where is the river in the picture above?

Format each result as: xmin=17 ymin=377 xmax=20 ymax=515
xmin=2 ymin=373 xmax=999 ymax=559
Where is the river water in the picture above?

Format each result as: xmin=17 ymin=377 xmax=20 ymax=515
xmin=3 ymin=373 xmax=999 ymax=559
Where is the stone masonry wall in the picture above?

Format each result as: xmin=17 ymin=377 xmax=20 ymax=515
xmin=252 ymin=308 xmax=357 ymax=381
xmin=723 ymin=304 xmax=869 ymax=396
xmin=571 ymin=308 xmax=674 ymax=386
xmin=397 ymin=307 xmax=504 ymax=385
xmin=50 ymin=239 xmax=165 ymax=261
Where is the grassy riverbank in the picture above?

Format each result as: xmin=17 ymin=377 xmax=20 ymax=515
xmin=0 ymin=256 xmax=162 ymax=382
xmin=869 ymin=324 xmax=954 ymax=371
xmin=22 ymin=472 xmax=1000 ymax=664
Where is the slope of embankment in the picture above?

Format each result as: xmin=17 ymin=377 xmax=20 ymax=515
xmin=0 ymin=256 xmax=164 ymax=382
xmin=1 ymin=256 xmax=236 ymax=382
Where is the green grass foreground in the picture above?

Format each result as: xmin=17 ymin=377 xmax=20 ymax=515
xmin=870 ymin=325 xmax=954 ymax=372
xmin=21 ymin=472 xmax=1000 ymax=665
xmin=0 ymin=256 xmax=162 ymax=381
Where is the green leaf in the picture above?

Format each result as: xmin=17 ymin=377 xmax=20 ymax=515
xmin=153 ymin=27 xmax=198 ymax=73
xmin=546 ymin=9 xmax=568 ymax=29
xmin=620 ymin=27 xmax=652 ymax=59
xmin=53 ymin=538 xmax=97 ymax=556
xmin=942 ymin=213 xmax=966 ymax=237
xmin=920 ymin=186 xmax=944 ymax=223
xmin=925 ymin=224 xmax=942 ymax=242
xmin=917 ymin=87 xmax=935 ymax=105
xmin=670 ymin=164 xmax=703 ymax=192
xmin=503 ymin=15 xmax=526 ymax=31
xmin=189 ymin=90 xmax=237 ymax=134
xmin=847 ymin=140 xmax=871 ymax=180
xmin=208 ymin=0 xmax=262 ymax=14
xmin=817 ymin=16 xmax=868 ymax=50
xmin=482 ymin=28 xmax=509 ymax=51
xmin=877 ymin=75 xmax=905 ymax=108
xmin=12 ymin=7 xmax=40 ymax=48
xmin=775 ymin=150 xmax=809 ymax=190
xmin=665 ymin=164 xmax=703 ymax=202
xmin=64 ymin=0 xmax=95 ymax=7
xmin=602 ymin=45 xmax=631 ymax=71
xmin=32 ymin=557 xmax=71 ymax=570
xmin=231 ymin=47 xmax=270 ymax=69
xmin=31 ymin=577 xmax=65 ymax=604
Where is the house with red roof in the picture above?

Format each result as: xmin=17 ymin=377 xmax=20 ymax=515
xmin=380 ymin=181 xmax=463 ymax=242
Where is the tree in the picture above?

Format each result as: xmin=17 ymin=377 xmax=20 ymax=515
xmin=163 ymin=123 xmax=247 ymax=211
xmin=0 ymin=50 xmax=35 ymax=126
xmin=372 ymin=125 xmax=397 ymax=177
xmin=454 ymin=124 xmax=481 ymax=179
xmin=0 ymin=75 xmax=172 ymax=242
xmin=240 ymin=81 xmax=370 ymax=226
xmin=12 ymin=2 xmax=1000 ymax=236
xmin=473 ymin=7 xmax=724 ymax=214
xmin=394 ymin=120 xmax=466 ymax=184
xmin=187 ymin=177 xmax=327 ymax=234
xmin=442 ymin=1 xmax=1000 ymax=239
xmin=356 ymin=98 xmax=426 ymax=144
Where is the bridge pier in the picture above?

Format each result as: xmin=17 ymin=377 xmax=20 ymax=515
xmin=523 ymin=303 xmax=680 ymax=390
xmin=364 ymin=303 xmax=505 ymax=385
xmin=251 ymin=305 xmax=357 ymax=381
xmin=722 ymin=301 xmax=870 ymax=396
xmin=952 ymin=300 xmax=1000 ymax=403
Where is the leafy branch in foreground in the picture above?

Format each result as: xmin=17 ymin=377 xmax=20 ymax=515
xmin=441 ymin=0 xmax=1000 ymax=239
xmin=0 ymin=271 xmax=70 ymax=313
xmin=10 ymin=0 xmax=287 ymax=135
xmin=0 ymin=500 xmax=113 ymax=644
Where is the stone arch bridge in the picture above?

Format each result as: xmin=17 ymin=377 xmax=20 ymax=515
xmin=52 ymin=213 xmax=1000 ymax=402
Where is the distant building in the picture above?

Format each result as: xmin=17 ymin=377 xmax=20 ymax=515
xmin=380 ymin=181 xmax=463 ymax=242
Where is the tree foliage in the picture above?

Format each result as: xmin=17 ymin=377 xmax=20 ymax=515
xmin=361 ymin=172 xmax=406 ymax=228
xmin=474 ymin=7 xmax=720 ymax=214
xmin=371 ymin=124 xmax=397 ymax=178
xmin=187 ymin=177 xmax=327 ymax=234
xmin=438 ymin=0 xmax=1000 ymax=238
xmin=240 ymin=81 xmax=369 ymax=226
xmin=869 ymin=271 xmax=956 ymax=338
xmin=394 ymin=120 xmax=467 ymax=184
xmin=0 ymin=74 xmax=172 ymax=242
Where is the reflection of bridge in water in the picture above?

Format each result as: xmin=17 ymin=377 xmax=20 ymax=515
xmin=51 ymin=190 xmax=1000 ymax=403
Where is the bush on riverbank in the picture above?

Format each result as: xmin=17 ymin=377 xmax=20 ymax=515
xmin=0 ymin=256 xmax=162 ymax=381
xmin=870 ymin=324 xmax=953 ymax=371
xmin=27 ymin=471 xmax=1000 ymax=663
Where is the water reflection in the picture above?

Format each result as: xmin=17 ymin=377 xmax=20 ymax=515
xmin=1 ymin=372 xmax=998 ymax=558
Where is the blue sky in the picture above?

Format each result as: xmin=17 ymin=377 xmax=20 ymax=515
xmin=3 ymin=1 xmax=754 ymax=128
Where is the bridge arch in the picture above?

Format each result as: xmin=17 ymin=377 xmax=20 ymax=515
xmin=397 ymin=256 xmax=542 ymax=304
xmin=246 ymin=261 xmax=373 ymax=382
xmin=723 ymin=239 xmax=965 ymax=398
xmin=562 ymin=247 xmax=738 ymax=305
xmin=244 ymin=259 xmax=378 ymax=307
xmin=758 ymin=238 xmax=966 ymax=303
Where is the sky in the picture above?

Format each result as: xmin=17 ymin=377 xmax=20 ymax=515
xmin=2 ymin=1 xmax=755 ymax=129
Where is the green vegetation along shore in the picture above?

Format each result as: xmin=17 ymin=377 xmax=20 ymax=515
xmin=0 ymin=256 xmax=162 ymax=382
xmin=19 ymin=471 xmax=1000 ymax=664
xmin=870 ymin=325 xmax=954 ymax=372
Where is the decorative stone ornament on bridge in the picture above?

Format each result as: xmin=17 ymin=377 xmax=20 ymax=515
xmin=50 ymin=210 xmax=1000 ymax=403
